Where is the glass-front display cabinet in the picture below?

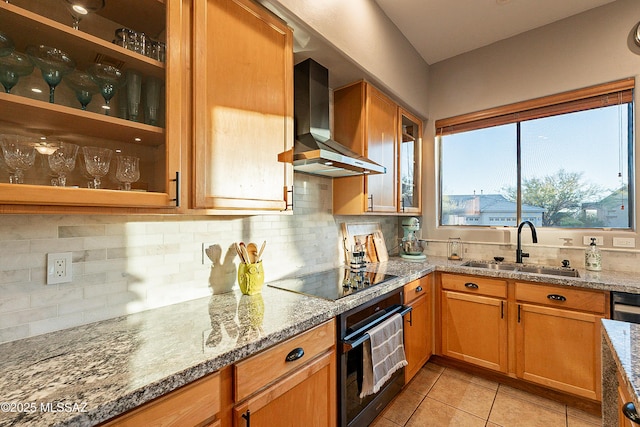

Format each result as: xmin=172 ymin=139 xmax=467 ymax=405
xmin=398 ymin=108 xmax=422 ymax=214
xmin=0 ymin=0 xmax=181 ymax=212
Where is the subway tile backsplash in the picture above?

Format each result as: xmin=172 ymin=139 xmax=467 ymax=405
xmin=0 ymin=174 xmax=398 ymax=344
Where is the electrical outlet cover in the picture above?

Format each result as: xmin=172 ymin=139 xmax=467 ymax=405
xmin=47 ymin=252 xmax=73 ymax=285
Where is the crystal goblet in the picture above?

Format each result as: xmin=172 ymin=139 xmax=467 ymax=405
xmin=48 ymin=142 xmax=79 ymax=186
xmin=87 ymin=63 xmax=126 ymax=115
xmin=0 ymin=31 xmax=14 ymax=57
xmin=64 ymin=70 xmax=99 ymax=110
xmin=0 ymin=135 xmax=36 ymax=184
xmin=26 ymin=45 xmax=75 ymax=104
xmin=0 ymin=52 xmax=34 ymax=93
xmin=61 ymin=0 xmax=105 ymax=30
xmin=82 ymin=146 xmax=112 ymax=189
xmin=115 ymin=155 xmax=140 ymax=191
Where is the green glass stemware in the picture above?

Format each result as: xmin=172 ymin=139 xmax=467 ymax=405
xmin=0 ymin=52 xmax=34 ymax=93
xmin=26 ymin=45 xmax=76 ymax=103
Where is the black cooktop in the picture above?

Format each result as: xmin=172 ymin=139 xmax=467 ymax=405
xmin=267 ymin=266 xmax=397 ymax=301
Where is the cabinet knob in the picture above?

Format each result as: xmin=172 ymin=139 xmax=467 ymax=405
xmin=285 ymin=347 xmax=305 ymax=362
xmin=623 ymin=402 xmax=640 ymax=422
xmin=415 ymin=286 xmax=423 ymax=292
xmin=547 ymin=294 xmax=566 ymax=302
xmin=464 ymin=282 xmax=479 ymax=289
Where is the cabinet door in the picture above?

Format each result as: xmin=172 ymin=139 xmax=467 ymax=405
xmin=365 ymin=84 xmax=397 ymax=213
xmin=404 ymin=293 xmax=431 ymax=383
xmin=441 ymin=290 xmax=507 ymax=372
xmin=233 ymin=350 xmax=336 ymax=427
xmin=192 ymin=0 xmax=293 ymax=211
xmin=516 ymin=303 xmax=602 ymax=401
xmin=398 ymin=108 xmax=422 ymax=214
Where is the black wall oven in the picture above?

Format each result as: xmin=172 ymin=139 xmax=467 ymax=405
xmin=337 ymin=288 xmax=411 ymax=427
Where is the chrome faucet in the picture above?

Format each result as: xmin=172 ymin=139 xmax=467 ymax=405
xmin=516 ymin=221 xmax=538 ymax=263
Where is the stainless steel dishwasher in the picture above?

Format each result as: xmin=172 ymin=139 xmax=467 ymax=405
xmin=611 ymin=291 xmax=640 ymax=323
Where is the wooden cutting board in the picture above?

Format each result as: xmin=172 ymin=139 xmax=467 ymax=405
xmin=341 ymin=222 xmax=389 ymax=263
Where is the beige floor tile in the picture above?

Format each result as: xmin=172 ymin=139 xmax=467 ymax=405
xmin=486 ymin=423 xmax=501 ymax=427
xmin=406 ymin=397 xmax=486 ymax=427
xmin=427 ymin=371 xmax=497 ymax=419
xmin=405 ymin=364 xmax=442 ymax=396
xmin=370 ymin=415 xmax=402 ymax=427
xmin=566 ymin=406 xmax=601 ymax=424
xmin=424 ymin=361 xmax=446 ymax=374
xmin=567 ymin=415 xmax=599 ymax=427
xmin=498 ymin=384 xmax=566 ymax=413
xmin=441 ymin=366 xmax=500 ymax=391
xmin=380 ymin=389 xmax=424 ymax=426
xmin=489 ymin=391 xmax=567 ymax=427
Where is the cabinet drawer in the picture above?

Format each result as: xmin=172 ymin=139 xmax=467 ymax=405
xmin=441 ymin=274 xmax=507 ymax=299
xmin=102 ymin=372 xmax=220 ymax=427
xmin=234 ymin=319 xmax=335 ymax=402
xmin=515 ymin=282 xmax=606 ymax=314
xmin=404 ymin=275 xmax=430 ymax=304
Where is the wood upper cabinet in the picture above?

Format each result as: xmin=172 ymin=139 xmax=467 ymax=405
xmin=439 ymin=274 xmax=508 ymax=373
xmin=233 ymin=319 xmax=336 ymax=427
xmin=515 ymin=282 xmax=606 ymax=401
xmin=0 ymin=0 xmax=182 ymax=213
xmin=191 ymin=0 xmax=293 ymax=212
xmin=398 ymin=108 xmax=422 ymax=214
xmin=404 ymin=274 xmax=432 ymax=383
xmin=333 ymin=81 xmax=402 ymax=214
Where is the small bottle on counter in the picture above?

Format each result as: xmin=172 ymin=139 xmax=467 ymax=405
xmin=585 ymin=238 xmax=602 ymax=271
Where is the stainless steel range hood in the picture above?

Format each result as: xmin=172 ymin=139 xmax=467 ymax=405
xmin=290 ymin=59 xmax=385 ymax=177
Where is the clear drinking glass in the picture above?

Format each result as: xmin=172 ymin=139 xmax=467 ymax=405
xmin=125 ymin=69 xmax=142 ymax=121
xmin=82 ymin=146 xmax=112 ymax=189
xmin=48 ymin=142 xmax=79 ymax=186
xmin=87 ymin=63 xmax=126 ymax=115
xmin=26 ymin=45 xmax=75 ymax=103
xmin=61 ymin=0 xmax=105 ymax=30
xmin=115 ymin=155 xmax=140 ymax=190
xmin=0 ymin=135 xmax=36 ymax=184
xmin=64 ymin=70 xmax=100 ymax=110
xmin=145 ymin=75 xmax=162 ymax=126
xmin=0 ymin=52 xmax=34 ymax=93
xmin=0 ymin=31 xmax=14 ymax=57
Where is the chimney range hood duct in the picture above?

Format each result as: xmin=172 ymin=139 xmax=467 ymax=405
xmin=292 ymin=59 xmax=385 ymax=177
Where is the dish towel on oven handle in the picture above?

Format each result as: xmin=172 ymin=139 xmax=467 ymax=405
xmin=360 ymin=312 xmax=407 ymax=399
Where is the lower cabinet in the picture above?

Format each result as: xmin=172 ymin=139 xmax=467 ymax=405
xmin=100 ymin=371 xmax=222 ymax=427
xmin=403 ymin=274 xmax=433 ymax=382
xmin=618 ymin=370 xmax=640 ymax=427
xmin=232 ymin=319 xmax=336 ymax=427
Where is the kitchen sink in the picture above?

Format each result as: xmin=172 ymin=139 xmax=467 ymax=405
xmin=461 ymin=261 xmax=580 ymax=278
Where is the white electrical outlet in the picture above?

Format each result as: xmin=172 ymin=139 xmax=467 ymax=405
xmin=613 ymin=237 xmax=636 ymax=248
xmin=47 ymin=252 xmax=73 ymax=285
xmin=582 ymin=236 xmax=604 ymax=246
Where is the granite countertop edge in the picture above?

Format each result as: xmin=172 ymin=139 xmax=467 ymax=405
xmin=1 ymin=256 xmax=638 ymax=427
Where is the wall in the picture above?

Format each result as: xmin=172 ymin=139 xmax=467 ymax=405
xmin=423 ymin=0 xmax=640 ymax=267
xmin=0 ymin=174 xmax=398 ymax=344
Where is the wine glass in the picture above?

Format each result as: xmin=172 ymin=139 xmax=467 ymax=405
xmin=64 ymin=70 xmax=99 ymax=110
xmin=115 ymin=155 xmax=140 ymax=190
xmin=26 ymin=45 xmax=75 ymax=103
xmin=61 ymin=0 xmax=105 ymax=30
xmin=0 ymin=52 xmax=34 ymax=93
xmin=0 ymin=135 xmax=36 ymax=184
xmin=87 ymin=63 xmax=126 ymax=115
xmin=0 ymin=31 xmax=14 ymax=57
xmin=48 ymin=142 xmax=79 ymax=186
xmin=82 ymin=146 xmax=112 ymax=189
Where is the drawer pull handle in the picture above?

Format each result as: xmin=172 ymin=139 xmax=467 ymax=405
xmin=464 ymin=282 xmax=479 ymax=289
xmin=285 ymin=347 xmax=305 ymax=362
xmin=547 ymin=294 xmax=566 ymax=302
xmin=242 ymin=410 xmax=251 ymax=427
xmin=415 ymin=286 xmax=423 ymax=292
xmin=623 ymin=402 xmax=640 ymax=422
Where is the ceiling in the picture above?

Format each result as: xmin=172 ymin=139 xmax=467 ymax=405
xmin=374 ymin=0 xmax=617 ymax=65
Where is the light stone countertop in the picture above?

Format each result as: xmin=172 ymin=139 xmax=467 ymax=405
xmin=0 ymin=256 xmax=638 ymax=427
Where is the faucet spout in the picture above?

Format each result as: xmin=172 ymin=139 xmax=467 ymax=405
xmin=516 ymin=221 xmax=538 ymax=263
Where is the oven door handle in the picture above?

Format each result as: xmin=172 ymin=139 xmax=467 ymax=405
xmin=342 ymin=304 xmax=412 ymax=352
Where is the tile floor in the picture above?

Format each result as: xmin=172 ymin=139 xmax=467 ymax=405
xmin=371 ymin=362 xmax=602 ymax=427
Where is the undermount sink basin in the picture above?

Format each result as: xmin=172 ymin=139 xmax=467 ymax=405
xmin=461 ymin=261 xmax=580 ymax=278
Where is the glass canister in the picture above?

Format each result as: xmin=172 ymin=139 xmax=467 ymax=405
xmin=447 ymin=237 xmax=463 ymax=260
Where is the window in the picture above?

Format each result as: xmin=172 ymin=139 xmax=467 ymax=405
xmin=437 ymin=79 xmax=634 ymax=229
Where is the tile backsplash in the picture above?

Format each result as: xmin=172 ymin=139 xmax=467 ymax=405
xmin=0 ymin=174 xmax=398 ymax=344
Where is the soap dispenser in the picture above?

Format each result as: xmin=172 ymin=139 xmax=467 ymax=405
xmin=585 ymin=238 xmax=602 ymax=271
